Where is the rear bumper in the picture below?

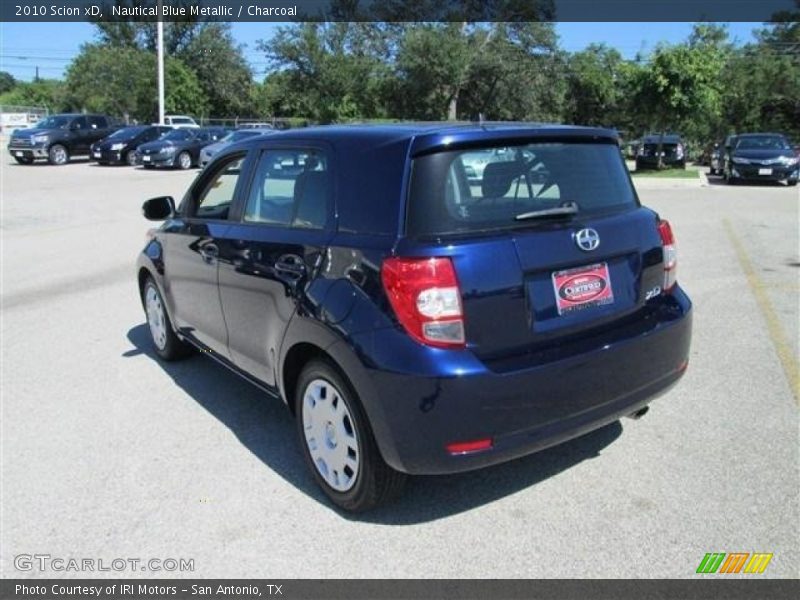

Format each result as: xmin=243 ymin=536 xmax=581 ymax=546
xmin=348 ymin=288 xmax=692 ymax=475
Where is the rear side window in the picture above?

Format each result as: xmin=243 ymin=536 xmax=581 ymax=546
xmin=88 ymin=116 xmax=107 ymax=129
xmin=243 ymin=149 xmax=329 ymax=230
xmin=407 ymin=142 xmax=637 ymax=237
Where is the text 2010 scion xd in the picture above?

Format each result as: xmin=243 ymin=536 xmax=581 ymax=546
xmin=137 ymin=124 xmax=692 ymax=511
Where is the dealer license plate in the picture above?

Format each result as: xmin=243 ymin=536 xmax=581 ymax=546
xmin=552 ymin=262 xmax=614 ymax=315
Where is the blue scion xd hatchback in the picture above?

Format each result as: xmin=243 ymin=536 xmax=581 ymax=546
xmin=137 ymin=124 xmax=692 ymax=511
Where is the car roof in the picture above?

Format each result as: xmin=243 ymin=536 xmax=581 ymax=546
xmin=225 ymin=122 xmax=620 ymax=156
xmin=735 ymin=132 xmax=787 ymax=138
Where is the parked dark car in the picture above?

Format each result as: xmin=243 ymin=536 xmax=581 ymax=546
xmin=136 ymin=127 xmax=227 ymax=170
xmin=723 ymin=133 xmax=799 ymax=186
xmin=90 ymin=125 xmax=173 ymax=166
xmin=199 ymin=128 xmax=273 ymax=168
xmin=137 ymin=124 xmax=692 ymax=511
xmin=635 ymin=134 xmax=686 ymax=170
xmin=7 ymin=113 xmax=119 ymax=165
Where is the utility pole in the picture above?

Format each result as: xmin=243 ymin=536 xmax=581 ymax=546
xmin=157 ymin=0 xmax=165 ymax=125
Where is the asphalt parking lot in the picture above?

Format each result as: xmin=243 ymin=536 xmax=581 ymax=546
xmin=1 ymin=158 xmax=798 ymax=578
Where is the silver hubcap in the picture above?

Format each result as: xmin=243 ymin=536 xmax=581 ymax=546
xmin=302 ymin=379 xmax=360 ymax=492
xmin=145 ymin=285 xmax=168 ymax=351
xmin=180 ymin=153 xmax=190 ymax=168
xmin=52 ymin=146 xmax=66 ymax=164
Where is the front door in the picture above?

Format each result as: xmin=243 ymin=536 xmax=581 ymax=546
xmin=163 ymin=153 xmax=249 ymax=355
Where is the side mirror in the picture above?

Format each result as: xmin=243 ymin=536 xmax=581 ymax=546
xmin=142 ymin=196 xmax=175 ymax=221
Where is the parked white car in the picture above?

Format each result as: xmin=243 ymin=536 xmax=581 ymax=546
xmin=163 ymin=115 xmax=199 ymax=129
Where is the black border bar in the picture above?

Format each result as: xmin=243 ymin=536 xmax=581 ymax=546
xmin=1 ymin=0 xmax=797 ymax=23
xmin=2 ymin=579 xmax=799 ymax=600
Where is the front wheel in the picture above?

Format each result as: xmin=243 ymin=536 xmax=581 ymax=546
xmin=48 ymin=144 xmax=69 ymax=165
xmin=125 ymin=150 xmax=137 ymax=166
xmin=142 ymin=278 xmax=192 ymax=361
xmin=295 ymin=360 xmax=406 ymax=512
xmin=177 ymin=151 xmax=192 ymax=170
xmin=787 ymin=180 xmax=798 ymax=187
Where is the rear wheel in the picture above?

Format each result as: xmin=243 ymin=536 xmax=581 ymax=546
xmin=295 ymin=359 xmax=406 ymax=512
xmin=13 ymin=156 xmax=33 ymax=165
xmin=142 ymin=278 xmax=192 ymax=361
xmin=48 ymin=144 xmax=69 ymax=165
xmin=788 ymin=180 xmax=797 ymax=187
xmin=177 ymin=151 xmax=192 ymax=170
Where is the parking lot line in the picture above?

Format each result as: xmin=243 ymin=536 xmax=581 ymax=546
xmin=723 ymin=218 xmax=799 ymax=404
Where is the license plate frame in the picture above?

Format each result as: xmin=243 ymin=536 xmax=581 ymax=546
xmin=142 ymin=155 xmax=151 ymax=162
xmin=758 ymin=168 xmax=772 ymax=175
xmin=14 ymin=151 xmax=23 ymax=157
xmin=552 ymin=262 xmax=615 ymax=316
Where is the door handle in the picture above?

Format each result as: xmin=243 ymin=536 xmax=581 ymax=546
xmin=199 ymin=243 xmax=219 ymax=263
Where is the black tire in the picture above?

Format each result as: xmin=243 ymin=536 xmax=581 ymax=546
xmin=47 ymin=144 xmax=69 ymax=165
xmin=787 ymin=180 xmax=797 ymax=187
xmin=13 ymin=156 xmax=33 ymax=165
xmin=141 ymin=278 xmax=192 ymax=361
xmin=125 ymin=150 xmax=137 ymax=166
xmin=177 ymin=151 xmax=192 ymax=170
xmin=295 ymin=359 xmax=407 ymax=512
xmin=635 ymin=160 xmax=642 ymax=172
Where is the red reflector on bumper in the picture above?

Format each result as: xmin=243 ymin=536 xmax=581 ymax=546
xmin=446 ymin=438 xmax=493 ymax=455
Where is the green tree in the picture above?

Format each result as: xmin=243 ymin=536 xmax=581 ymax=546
xmin=65 ymin=45 xmax=207 ymax=122
xmin=93 ymin=14 xmax=250 ymax=118
xmin=632 ymin=25 xmax=728 ymax=166
xmin=180 ymin=23 xmax=255 ymax=118
xmin=0 ymin=79 xmax=68 ymax=111
xmin=258 ymin=23 xmax=392 ymax=123
xmin=390 ymin=22 xmax=564 ymax=121
xmin=0 ymin=71 xmax=16 ymax=95
xmin=565 ymin=44 xmax=625 ymax=127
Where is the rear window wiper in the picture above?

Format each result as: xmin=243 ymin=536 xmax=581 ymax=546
xmin=514 ymin=202 xmax=579 ymax=221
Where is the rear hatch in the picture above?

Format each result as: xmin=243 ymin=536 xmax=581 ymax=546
xmin=400 ymin=136 xmax=666 ymax=364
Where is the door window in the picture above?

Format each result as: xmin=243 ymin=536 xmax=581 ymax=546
xmin=71 ymin=116 xmax=88 ymax=130
xmin=191 ymin=155 xmax=245 ymax=220
xmin=243 ymin=149 xmax=329 ymax=229
xmin=87 ymin=115 xmax=107 ymax=129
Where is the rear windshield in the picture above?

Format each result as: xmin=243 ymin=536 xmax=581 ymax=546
xmin=407 ymin=141 xmax=637 ymax=237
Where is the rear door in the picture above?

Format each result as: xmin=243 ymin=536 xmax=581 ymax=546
xmin=162 ymin=152 xmax=250 ymax=354
xmin=401 ymin=139 xmax=665 ymax=362
xmin=217 ymin=145 xmax=334 ymax=386
xmin=69 ymin=116 xmax=91 ymax=154
xmin=86 ymin=115 xmax=109 ymax=144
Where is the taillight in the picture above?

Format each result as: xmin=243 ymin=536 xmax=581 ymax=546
xmin=658 ymin=219 xmax=677 ymax=292
xmin=381 ymin=257 xmax=465 ymax=349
